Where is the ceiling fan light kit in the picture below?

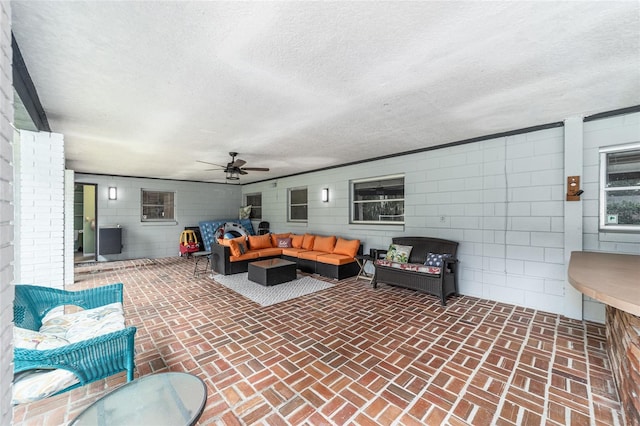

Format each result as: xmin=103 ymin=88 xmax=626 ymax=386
xmin=197 ymin=152 xmax=270 ymax=182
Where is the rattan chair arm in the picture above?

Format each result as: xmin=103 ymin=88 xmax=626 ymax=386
xmin=14 ymin=326 xmax=137 ymax=384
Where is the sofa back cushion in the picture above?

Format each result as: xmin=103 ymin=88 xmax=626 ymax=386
xmin=302 ymin=234 xmax=316 ymax=250
xmin=313 ymin=235 xmax=336 ymax=253
xmin=218 ymin=236 xmax=247 ymax=248
xmin=332 ymin=238 xmax=360 ymax=258
xmin=270 ymin=233 xmax=291 ymax=247
xmin=248 ymin=234 xmax=273 ymax=250
xmin=290 ymin=234 xmax=304 ymax=248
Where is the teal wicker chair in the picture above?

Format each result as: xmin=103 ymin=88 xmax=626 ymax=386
xmin=13 ymin=283 xmax=137 ymax=396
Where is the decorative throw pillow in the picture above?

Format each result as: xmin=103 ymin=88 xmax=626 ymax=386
xmin=385 ymin=244 xmax=413 ymax=263
xmin=424 ymin=252 xmax=452 ymax=268
xmin=218 ymin=236 xmax=246 ymax=248
xmin=239 ymin=205 xmax=252 ymax=219
xmin=270 ymin=233 xmax=291 ymax=247
xmin=228 ymin=239 xmax=247 ymax=257
xmin=276 ymin=237 xmax=292 ymax=248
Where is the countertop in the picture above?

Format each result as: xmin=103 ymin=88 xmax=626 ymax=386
xmin=568 ymin=251 xmax=640 ymax=317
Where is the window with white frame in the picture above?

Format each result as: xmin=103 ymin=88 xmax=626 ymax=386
xmin=288 ymin=187 xmax=308 ymax=222
xmin=351 ymin=175 xmax=405 ymax=224
xmin=141 ymin=190 xmax=175 ymax=222
xmin=599 ymin=143 xmax=640 ymax=232
xmin=245 ymin=193 xmax=262 ymax=219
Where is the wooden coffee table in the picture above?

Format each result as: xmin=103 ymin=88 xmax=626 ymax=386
xmin=70 ymin=372 xmax=207 ymax=426
xmin=248 ymin=258 xmax=297 ymax=286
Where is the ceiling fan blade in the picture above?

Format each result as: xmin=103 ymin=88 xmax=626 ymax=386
xmin=238 ymin=169 xmax=249 ymax=175
xmin=196 ymin=160 xmax=226 ymax=168
xmin=232 ymin=159 xmax=246 ymax=168
xmin=241 ymin=167 xmax=270 ymax=172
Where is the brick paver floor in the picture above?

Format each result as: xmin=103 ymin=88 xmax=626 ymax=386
xmin=12 ymin=257 xmax=623 ymax=425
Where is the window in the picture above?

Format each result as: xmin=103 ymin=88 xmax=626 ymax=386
xmin=141 ymin=190 xmax=175 ymax=222
xmin=351 ymin=175 xmax=405 ymax=224
xmin=288 ymin=187 xmax=308 ymax=222
xmin=245 ymin=193 xmax=262 ymax=219
xmin=600 ymin=143 xmax=640 ymax=232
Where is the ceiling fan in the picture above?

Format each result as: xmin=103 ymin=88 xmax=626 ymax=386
xmin=197 ymin=152 xmax=270 ymax=180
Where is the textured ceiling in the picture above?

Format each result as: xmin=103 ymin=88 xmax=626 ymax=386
xmin=10 ymin=1 xmax=640 ymax=184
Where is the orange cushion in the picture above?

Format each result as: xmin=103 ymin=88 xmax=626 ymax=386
xmin=218 ymin=236 xmax=247 ymax=248
xmin=313 ymin=235 xmax=336 ymax=253
xmin=316 ymin=253 xmax=357 ymax=266
xmin=228 ymin=239 xmax=248 ymax=257
xmin=333 ymin=238 xmax=360 ymax=258
xmin=298 ymin=250 xmax=326 ymax=261
xmin=248 ymin=234 xmax=272 ymax=250
xmin=290 ymin=234 xmax=304 ymax=248
xmin=281 ymin=247 xmax=308 ymax=257
xmin=229 ymin=252 xmax=260 ymax=262
xmin=270 ymin=233 xmax=291 ymax=247
xmin=302 ymin=234 xmax=316 ymax=250
xmin=256 ymin=248 xmax=283 ymax=258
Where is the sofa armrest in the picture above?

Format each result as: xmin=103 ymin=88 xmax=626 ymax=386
xmin=210 ymin=243 xmax=232 ymax=275
xmin=14 ymin=326 xmax=137 ymax=384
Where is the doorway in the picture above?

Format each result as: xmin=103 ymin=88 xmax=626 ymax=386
xmin=74 ymin=183 xmax=98 ymax=263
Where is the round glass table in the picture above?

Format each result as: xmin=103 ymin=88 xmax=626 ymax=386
xmin=70 ymin=372 xmax=207 ymax=426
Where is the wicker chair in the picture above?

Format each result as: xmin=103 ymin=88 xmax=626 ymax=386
xmin=13 ymin=283 xmax=137 ymax=397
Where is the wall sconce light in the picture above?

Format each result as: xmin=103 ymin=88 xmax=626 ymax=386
xmin=321 ymin=188 xmax=329 ymax=203
xmin=108 ymin=187 xmax=117 ymax=200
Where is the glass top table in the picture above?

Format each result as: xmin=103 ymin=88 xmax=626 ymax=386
xmin=70 ymin=372 xmax=207 ymax=426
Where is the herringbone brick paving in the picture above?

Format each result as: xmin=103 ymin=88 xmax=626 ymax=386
xmin=12 ymin=257 xmax=623 ymax=425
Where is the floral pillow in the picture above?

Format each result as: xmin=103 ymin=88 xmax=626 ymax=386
xmin=385 ymin=244 xmax=413 ymax=263
xmin=239 ymin=205 xmax=252 ymax=219
xmin=424 ymin=252 xmax=452 ymax=268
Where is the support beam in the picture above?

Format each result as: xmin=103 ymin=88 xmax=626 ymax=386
xmin=563 ymin=116 xmax=584 ymax=320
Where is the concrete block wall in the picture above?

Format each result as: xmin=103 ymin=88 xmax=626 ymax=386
xmin=244 ymin=126 xmax=569 ymax=314
xmin=0 ymin=0 xmax=13 ymax=421
xmin=244 ymin=115 xmax=640 ymax=319
xmin=75 ymin=174 xmax=242 ymax=259
xmin=14 ymin=131 xmax=65 ymax=288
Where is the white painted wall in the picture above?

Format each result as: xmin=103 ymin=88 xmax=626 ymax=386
xmin=0 ymin=2 xmax=13 ymax=420
xmin=243 ymin=113 xmax=640 ymax=320
xmin=74 ymin=174 xmax=242 ymax=259
xmin=14 ymin=131 xmax=66 ymax=289
xmin=582 ymin=112 xmax=640 ymax=322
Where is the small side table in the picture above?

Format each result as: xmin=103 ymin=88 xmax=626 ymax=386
xmin=355 ymin=254 xmax=374 ymax=281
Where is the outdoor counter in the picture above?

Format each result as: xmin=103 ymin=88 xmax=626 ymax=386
xmin=568 ymin=250 xmax=640 ymax=425
xmin=568 ymin=251 xmax=640 ymax=317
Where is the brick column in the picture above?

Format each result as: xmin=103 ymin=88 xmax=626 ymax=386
xmin=0 ymin=1 xmax=14 ymax=422
xmin=606 ymin=305 xmax=640 ymax=425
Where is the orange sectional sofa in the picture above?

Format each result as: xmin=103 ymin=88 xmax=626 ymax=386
xmin=210 ymin=232 xmax=362 ymax=280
